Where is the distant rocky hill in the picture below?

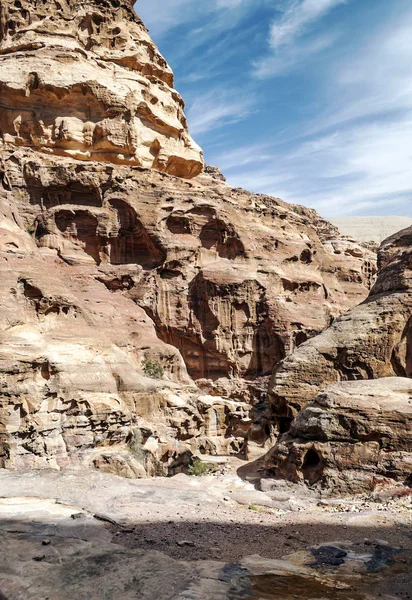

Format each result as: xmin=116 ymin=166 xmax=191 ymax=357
xmin=331 ymin=216 xmax=412 ymax=244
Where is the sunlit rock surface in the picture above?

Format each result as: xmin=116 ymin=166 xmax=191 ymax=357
xmin=0 ymin=0 xmax=376 ymax=475
xmin=266 ymin=378 xmax=412 ymax=494
xmin=0 ymin=0 xmax=203 ymax=177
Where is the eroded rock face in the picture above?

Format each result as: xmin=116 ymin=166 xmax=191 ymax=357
xmin=269 ymin=226 xmax=412 ymax=429
xmin=265 ymin=378 xmax=412 ymax=494
xmin=0 ymin=0 xmax=376 ymax=475
xmin=0 ymin=0 xmax=203 ymax=176
xmin=0 ymin=147 xmax=376 ymax=473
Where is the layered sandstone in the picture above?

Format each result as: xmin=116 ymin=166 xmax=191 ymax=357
xmin=269 ymin=225 xmax=412 ymax=430
xmin=266 ymin=378 xmax=412 ymax=494
xmin=0 ymin=0 xmax=377 ymax=475
xmin=0 ymin=146 xmax=376 ymax=473
xmin=0 ymin=0 xmax=203 ymax=176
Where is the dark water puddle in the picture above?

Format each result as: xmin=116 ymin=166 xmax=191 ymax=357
xmin=224 ymin=543 xmax=410 ymax=600
xmin=228 ymin=574 xmax=365 ymax=600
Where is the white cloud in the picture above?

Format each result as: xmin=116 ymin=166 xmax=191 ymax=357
xmin=136 ymin=0 xmax=412 ymax=218
xmin=269 ymin=0 xmax=346 ymax=49
xmin=135 ymin=0 xmax=194 ymax=37
xmin=253 ymin=31 xmax=339 ymax=78
xmin=253 ymin=0 xmax=345 ymax=78
xmin=218 ymin=5 xmax=412 ymax=217
xmin=187 ymin=90 xmax=254 ymax=136
xmin=135 ymin=0 xmax=252 ymax=39
xmin=222 ymin=113 xmax=412 ymax=218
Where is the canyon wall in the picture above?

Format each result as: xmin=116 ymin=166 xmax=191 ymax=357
xmin=0 ymin=0 xmax=376 ymax=475
xmin=266 ymin=226 xmax=412 ymax=492
xmin=0 ymin=0 xmax=203 ymax=176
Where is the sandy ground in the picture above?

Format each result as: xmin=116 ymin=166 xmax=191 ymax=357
xmin=0 ymin=460 xmax=411 ymax=599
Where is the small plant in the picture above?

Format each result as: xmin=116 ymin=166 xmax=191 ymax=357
xmin=292 ymin=205 xmax=305 ymax=216
xmin=188 ymin=457 xmax=219 ymax=477
xmin=127 ymin=429 xmax=146 ymax=465
xmin=26 ymin=223 xmax=36 ymax=236
xmin=142 ymin=357 xmax=164 ymax=380
xmin=248 ymin=504 xmax=259 ymax=511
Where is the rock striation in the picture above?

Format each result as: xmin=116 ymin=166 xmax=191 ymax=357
xmin=266 ymin=226 xmax=412 ymax=493
xmin=0 ymin=0 xmax=376 ymax=476
xmin=266 ymin=378 xmax=412 ymax=493
xmin=0 ymin=0 xmax=203 ymax=177
xmin=269 ymin=225 xmax=412 ymax=430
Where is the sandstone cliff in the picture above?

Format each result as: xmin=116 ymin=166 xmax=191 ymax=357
xmin=269 ymin=225 xmax=412 ymax=429
xmin=0 ymin=0 xmax=376 ymax=476
xmin=266 ymin=226 xmax=412 ymax=493
xmin=0 ymin=0 xmax=203 ymax=176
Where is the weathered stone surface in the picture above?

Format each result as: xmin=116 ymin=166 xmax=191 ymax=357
xmin=269 ymin=226 xmax=412 ymax=428
xmin=0 ymin=473 xmax=408 ymax=600
xmin=0 ymin=145 xmax=376 ymax=472
xmin=0 ymin=0 xmax=203 ymax=177
xmin=0 ymin=0 xmax=376 ymax=475
xmin=266 ymin=378 xmax=412 ymax=494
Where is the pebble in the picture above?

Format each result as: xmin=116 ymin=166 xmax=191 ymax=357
xmin=177 ymin=540 xmax=196 ymax=547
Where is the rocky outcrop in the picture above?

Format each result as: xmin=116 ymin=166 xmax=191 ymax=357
xmin=0 ymin=146 xmax=376 ymax=473
xmin=269 ymin=226 xmax=412 ymax=430
xmin=0 ymin=0 xmax=377 ymax=476
xmin=0 ymin=0 xmax=203 ymax=177
xmin=265 ymin=378 xmax=412 ymax=494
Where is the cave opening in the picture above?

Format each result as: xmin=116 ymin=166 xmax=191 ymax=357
xmin=302 ymin=448 xmax=323 ymax=485
xmin=246 ymin=319 xmax=286 ymax=378
xmin=43 ymin=183 xmax=102 ymax=210
xmin=109 ymin=199 xmax=165 ymax=268
xmin=55 ymin=209 xmax=102 ymax=264
xmin=199 ymin=219 xmax=245 ymax=260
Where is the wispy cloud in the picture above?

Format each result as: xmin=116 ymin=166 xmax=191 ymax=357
xmin=269 ymin=0 xmax=346 ymax=49
xmin=138 ymin=0 xmax=412 ymax=218
xmin=253 ymin=31 xmax=339 ymax=78
xmin=187 ymin=90 xmax=254 ymax=136
xmin=136 ymin=0 xmax=252 ymax=39
xmin=135 ymin=0 xmax=194 ymax=37
xmin=253 ymin=0 xmax=345 ymax=78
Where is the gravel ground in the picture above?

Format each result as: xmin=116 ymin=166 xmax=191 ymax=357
xmin=0 ymin=463 xmax=412 ymax=598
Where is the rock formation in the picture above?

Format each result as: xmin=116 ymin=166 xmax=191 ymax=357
xmin=0 ymin=0 xmax=376 ymax=476
xmin=266 ymin=226 xmax=412 ymax=493
xmin=266 ymin=378 xmax=412 ymax=493
xmin=0 ymin=0 xmax=203 ymax=177
xmin=269 ymin=225 xmax=412 ymax=430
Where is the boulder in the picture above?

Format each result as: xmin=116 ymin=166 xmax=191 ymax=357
xmin=266 ymin=378 xmax=412 ymax=494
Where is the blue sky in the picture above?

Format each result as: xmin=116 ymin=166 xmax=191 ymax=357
xmin=136 ymin=0 xmax=412 ymax=218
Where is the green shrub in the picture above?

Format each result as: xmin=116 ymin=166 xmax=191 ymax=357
xmin=188 ymin=457 xmax=219 ymax=477
xmin=292 ymin=205 xmax=305 ymax=216
xmin=127 ymin=429 xmax=146 ymax=464
xmin=142 ymin=357 xmax=164 ymax=380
